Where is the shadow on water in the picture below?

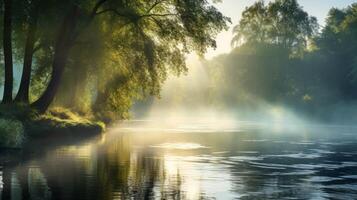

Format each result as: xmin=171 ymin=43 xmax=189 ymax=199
xmin=0 ymin=129 xmax=193 ymax=200
xmin=1 ymin=121 xmax=357 ymax=199
xmin=0 ymin=133 xmax=101 ymax=200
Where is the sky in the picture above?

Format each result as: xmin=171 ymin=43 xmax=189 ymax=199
xmin=205 ymin=0 xmax=357 ymax=58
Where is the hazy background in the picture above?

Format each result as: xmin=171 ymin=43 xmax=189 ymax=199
xmin=132 ymin=0 xmax=357 ymax=125
xmin=205 ymin=0 xmax=356 ymax=58
xmin=1 ymin=0 xmax=356 ymax=124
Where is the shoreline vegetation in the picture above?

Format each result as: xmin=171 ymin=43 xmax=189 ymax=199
xmin=0 ymin=0 xmax=228 ymax=149
xmin=0 ymin=105 xmax=105 ymax=148
xmin=1 ymin=0 xmax=356 ymax=149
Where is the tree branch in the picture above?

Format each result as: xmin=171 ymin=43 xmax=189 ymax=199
xmin=90 ymin=0 xmax=109 ymax=18
xmin=95 ymin=9 xmax=127 ymax=17
xmin=146 ymin=0 xmax=165 ymax=14
xmin=72 ymin=0 xmax=109 ymax=43
xmin=96 ymin=8 xmax=177 ymax=19
xmin=32 ymin=43 xmax=43 ymax=54
xmin=140 ymin=13 xmax=177 ymax=18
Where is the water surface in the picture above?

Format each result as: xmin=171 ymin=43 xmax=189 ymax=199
xmin=1 ymin=121 xmax=357 ymax=199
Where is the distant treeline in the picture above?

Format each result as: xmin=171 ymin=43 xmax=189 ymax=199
xmin=206 ymin=0 xmax=357 ymax=120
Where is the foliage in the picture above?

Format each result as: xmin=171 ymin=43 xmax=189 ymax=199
xmin=315 ymin=3 xmax=357 ymax=99
xmin=0 ymin=0 xmax=229 ymax=121
xmin=0 ymin=118 xmax=24 ymax=148
xmin=232 ymin=0 xmax=318 ymax=56
xmin=205 ymin=2 xmax=357 ymax=120
xmin=208 ymin=43 xmax=291 ymax=104
xmin=0 ymin=104 xmax=38 ymax=120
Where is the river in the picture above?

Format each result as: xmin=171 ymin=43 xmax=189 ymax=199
xmin=1 ymin=120 xmax=357 ymax=199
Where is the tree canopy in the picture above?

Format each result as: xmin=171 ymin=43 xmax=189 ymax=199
xmin=232 ymin=0 xmax=318 ymax=56
xmin=0 ymin=0 xmax=229 ymax=121
xmin=204 ymin=1 xmax=357 ymax=121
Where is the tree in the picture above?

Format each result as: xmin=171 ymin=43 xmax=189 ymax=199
xmin=231 ymin=0 xmax=269 ymax=46
xmin=316 ymin=3 xmax=357 ymax=99
xmin=205 ymin=2 xmax=357 ymax=120
xmin=31 ymin=4 xmax=81 ymax=112
xmin=2 ymin=0 xmax=13 ymax=104
xmin=232 ymin=0 xmax=318 ymax=56
xmin=15 ymin=0 xmax=40 ymax=103
xmin=1 ymin=0 xmax=229 ymax=117
xmin=205 ymin=0 xmax=322 ymax=117
xmin=267 ymin=0 xmax=318 ymax=53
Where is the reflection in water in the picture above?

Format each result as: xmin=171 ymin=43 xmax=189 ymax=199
xmin=1 ymin=121 xmax=357 ymax=199
xmin=151 ymin=143 xmax=207 ymax=150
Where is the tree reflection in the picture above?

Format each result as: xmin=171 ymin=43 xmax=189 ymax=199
xmin=2 ymin=126 xmax=357 ymax=199
xmin=0 ymin=133 xmax=210 ymax=200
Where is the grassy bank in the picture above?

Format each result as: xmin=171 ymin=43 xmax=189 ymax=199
xmin=0 ymin=105 xmax=105 ymax=148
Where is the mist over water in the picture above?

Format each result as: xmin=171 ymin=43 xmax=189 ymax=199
xmin=123 ymin=69 xmax=357 ymax=199
xmin=132 ymin=56 xmax=314 ymax=129
xmin=132 ymin=50 xmax=357 ymax=128
xmin=2 ymin=1 xmax=357 ymax=199
xmin=2 ymin=60 xmax=357 ymax=200
xmin=3 ymin=119 xmax=357 ymax=199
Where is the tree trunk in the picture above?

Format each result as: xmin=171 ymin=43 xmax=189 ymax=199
xmin=2 ymin=0 xmax=14 ymax=104
xmin=32 ymin=6 xmax=80 ymax=113
xmin=15 ymin=8 xmax=39 ymax=103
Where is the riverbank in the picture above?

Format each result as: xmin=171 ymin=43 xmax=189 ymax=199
xmin=0 ymin=105 xmax=105 ymax=148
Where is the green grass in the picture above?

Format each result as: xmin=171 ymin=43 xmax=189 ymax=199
xmin=0 ymin=105 xmax=105 ymax=146
xmin=28 ymin=107 xmax=105 ymax=137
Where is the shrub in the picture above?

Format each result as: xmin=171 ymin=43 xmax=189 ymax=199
xmin=0 ymin=118 xmax=25 ymax=148
xmin=48 ymin=107 xmax=84 ymax=121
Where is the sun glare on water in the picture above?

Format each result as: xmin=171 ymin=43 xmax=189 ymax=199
xmin=151 ymin=143 xmax=207 ymax=150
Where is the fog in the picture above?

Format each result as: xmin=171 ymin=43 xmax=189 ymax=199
xmin=132 ymin=0 xmax=357 ymax=126
xmin=131 ymin=55 xmax=315 ymax=131
xmin=132 ymin=47 xmax=357 ymax=128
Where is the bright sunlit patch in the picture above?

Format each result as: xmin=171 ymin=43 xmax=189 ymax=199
xmin=184 ymin=177 xmax=201 ymax=200
xmin=151 ymin=143 xmax=207 ymax=150
xmin=270 ymin=107 xmax=284 ymax=122
xmin=57 ymin=145 xmax=93 ymax=158
xmin=0 ymin=170 xmax=2 ymax=189
xmin=161 ymin=156 xmax=202 ymax=200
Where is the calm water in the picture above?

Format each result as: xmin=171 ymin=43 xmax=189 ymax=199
xmin=1 ymin=120 xmax=357 ymax=200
